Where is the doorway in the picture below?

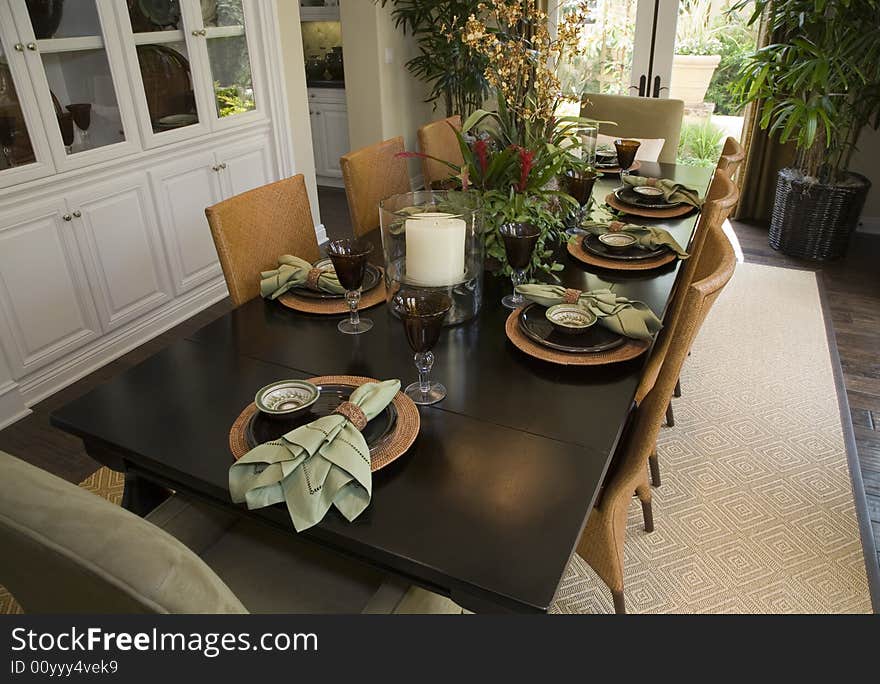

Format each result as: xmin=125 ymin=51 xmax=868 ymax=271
xmin=555 ymin=0 xmax=760 ymax=168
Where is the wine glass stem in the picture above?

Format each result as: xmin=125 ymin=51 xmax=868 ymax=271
xmin=346 ymin=290 xmax=361 ymax=328
xmin=511 ymin=269 xmax=526 ymax=306
xmin=414 ymin=351 xmax=435 ymax=395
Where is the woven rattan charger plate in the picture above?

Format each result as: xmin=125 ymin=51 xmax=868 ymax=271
xmin=605 ymin=192 xmax=695 ymax=219
xmin=278 ymin=276 xmax=387 ymax=315
xmin=505 ymin=309 xmax=649 ymax=366
xmin=229 ymin=375 xmax=420 ymax=472
xmin=566 ymin=237 xmax=678 ymax=271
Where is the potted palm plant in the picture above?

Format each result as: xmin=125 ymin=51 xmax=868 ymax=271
xmin=732 ymin=0 xmax=879 ymax=260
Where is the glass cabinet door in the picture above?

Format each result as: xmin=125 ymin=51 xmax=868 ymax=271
xmin=201 ymin=0 xmax=258 ymax=123
xmin=9 ymin=0 xmax=137 ymax=169
xmin=125 ymin=0 xmax=204 ymax=141
xmin=0 ymin=1 xmax=54 ymax=186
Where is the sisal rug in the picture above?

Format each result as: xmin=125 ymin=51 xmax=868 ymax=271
xmin=1 ymin=264 xmax=872 ymax=614
xmin=551 ymin=263 xmax=872 ymax=613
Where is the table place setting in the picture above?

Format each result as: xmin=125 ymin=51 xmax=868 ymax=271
xmin=504 ymin=282 xmax=661 ymax=366
xmin=594 ymin=139 xmax=642 ymax=176
xmin=229 ymin=376 xmax=420 ymax=532
xmin=605 ymin=176 xmax=703 ymax=219
xmin=567 ymin=218 xmax=690 ymax=271
xmin=260 ymin=247 xmax=387 ymax=319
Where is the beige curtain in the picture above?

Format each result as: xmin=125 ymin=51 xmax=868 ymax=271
xmin=734 ymin=14 xmax=797 ymax=223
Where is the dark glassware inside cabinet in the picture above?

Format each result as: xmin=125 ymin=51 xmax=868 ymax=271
xmin=23 ymin=0 xmax=126 ymax=156
xmin=0 ymin=40 xmax=37 ymax=171
xmin=127 ymin=0 xmax=199 ymax=134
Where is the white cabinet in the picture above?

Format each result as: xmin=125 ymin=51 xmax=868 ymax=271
xmin=150 ymin=135 xmax=275 ymax=296
xmin=0 ymin=199 xmax=101 ymax=376
xmin=149 ymin=151 xmax=224 ymax=296
xmin=0 ymin=0 xmax=298 ymax=426
xmin=67 ymin=174 xmax=172 ymax=332
xmin=219 ymin=137 xmax=274 ymax=197
xmin=308 ymin=88 xmax=348 ymax=185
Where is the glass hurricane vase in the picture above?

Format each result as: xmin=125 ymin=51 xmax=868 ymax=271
xmin=379 ymin=190 xmax=483 ymax=326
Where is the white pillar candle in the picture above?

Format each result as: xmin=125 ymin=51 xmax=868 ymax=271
xmin=404 ymin=212 xmax=466 ymax=286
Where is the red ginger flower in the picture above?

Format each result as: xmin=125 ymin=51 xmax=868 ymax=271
xmin=515 ymin=146 xmax=535 ymax=193
xmin=473 ymin=138 xmax=489 ymax=175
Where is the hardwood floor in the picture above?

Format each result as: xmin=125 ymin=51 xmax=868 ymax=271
xmin=1 ymin=188 xmax=877 ymax=603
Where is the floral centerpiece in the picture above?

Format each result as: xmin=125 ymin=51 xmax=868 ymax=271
xmin=402 ymin=0 xmax=598 ymax=277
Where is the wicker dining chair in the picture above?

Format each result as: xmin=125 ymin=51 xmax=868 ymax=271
xmin=340 ymin=137 xmax=411 ymax=237
xmin=417 ymin=115 xmax=463 ymax=188
xmin=633 ymin=168 xmax=740 ymax=485
xmin=716 ymin=136 xmax=746 ymax=180
xmin=580 ymin=93 xmax=685 ymax=164
xmin=205 ymin=174 xmax=320 ymax=307
xmin=577 ymin=219 xmax=737 ymax=614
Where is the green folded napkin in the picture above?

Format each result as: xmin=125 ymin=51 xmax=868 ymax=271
xmin=622 ymin=176 xmax=702 ymax=208
xmin=229 ymin=379 xmax=400 ymax=532
xmin=516 ymin=284 xmax=662 ymax=341
xmin=581 ymin=221 xmax=689 ymax=259
xmin=260 ymin=255 xmax=345 ymax=300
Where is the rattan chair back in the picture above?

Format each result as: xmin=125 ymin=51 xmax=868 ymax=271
xmin=576 ymin=219 xmax=737 ymax=612
xmin=717 ymin=136 xmax=746 ymax=179
xmin=417 ymin=115 xmax=463 ymax=188
xmin=205 ymin=175 xmax=320 ymax=307
xmin=340 ymin=137 xmax=411 ymax=237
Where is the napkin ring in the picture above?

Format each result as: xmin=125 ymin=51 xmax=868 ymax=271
xmin=608 ymin=221 xmax=625 ymax=233
xmin=645 ymin=177 xmax=658 ymax=187
xmin=563 ymin=288 xmax=582 ymax=304
xmin=306 ymin=267 xmax=326 ymax=291
xmin=333 ymin=402 xmax=367 ymax=431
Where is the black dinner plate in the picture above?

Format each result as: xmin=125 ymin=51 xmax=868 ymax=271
xmin=245 ymin=383 xmax=397 ymax=452
xmin=518 ymin=303 xmax=626 ymax=354
xmin=614 ymin=186 xmax=683 ymax=209
xmin=291 ymin=261 xmax=382 ymax=300
xmin=582 ymin=233 xmax=667 ymax=261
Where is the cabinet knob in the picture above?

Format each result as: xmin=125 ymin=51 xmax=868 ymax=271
xmin=62 ymin=214 xmax=72 ymax=222
xmin=219 ymin=162 xmax=227 ymax=170
xmin=26 ymin=43 xmax=37 ymax=51
xmin=211 ymin=164 xmax=220 ymax=172
xmin=14 ymin=43 xmax=24 ymax=51
xmin=72 ymin=210 xmax=82 ymax=218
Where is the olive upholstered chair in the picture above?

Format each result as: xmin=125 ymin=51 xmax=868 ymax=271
xmin=580 ymin=93 xmax=685 ymax=165
xmin=0 ymin=451 xmax=460 ymax=614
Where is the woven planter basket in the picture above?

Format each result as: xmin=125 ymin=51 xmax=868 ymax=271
xmin=769 ymin=168 xmax=871 ymax=261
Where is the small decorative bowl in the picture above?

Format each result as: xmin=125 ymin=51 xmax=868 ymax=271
xmin=598 ymin=232 xmax=638 ymax=252
xmin=255 ymin=380 xmax=320 ymax=417
xmin=633 ymin=185 xmax=664 ymax=197
xmin=546 ymin=304 xmax=597 ymax=336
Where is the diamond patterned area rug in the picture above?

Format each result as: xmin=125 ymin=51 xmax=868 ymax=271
xmin=551 ymin=262 xmax=872 ymax=613
xmin=0 ymin=264 xmax=872 ymax=614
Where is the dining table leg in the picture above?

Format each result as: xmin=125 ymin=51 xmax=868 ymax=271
xmin=82 ymin=439 xmax=170 ymax=516
xmin=121 ymin=471 xmax=171 ymax=517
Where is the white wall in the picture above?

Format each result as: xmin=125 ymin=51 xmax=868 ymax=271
xmin=340 ymin=0 xmax=438 ymax=185
xmin=850 ymin=125 xmax=880 ymax=233
xmin=275 ymin=0 xmax=322 ymax=228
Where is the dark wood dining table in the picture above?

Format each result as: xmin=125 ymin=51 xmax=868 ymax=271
xmin=51 ymin=162 xmax=713 ymax=614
